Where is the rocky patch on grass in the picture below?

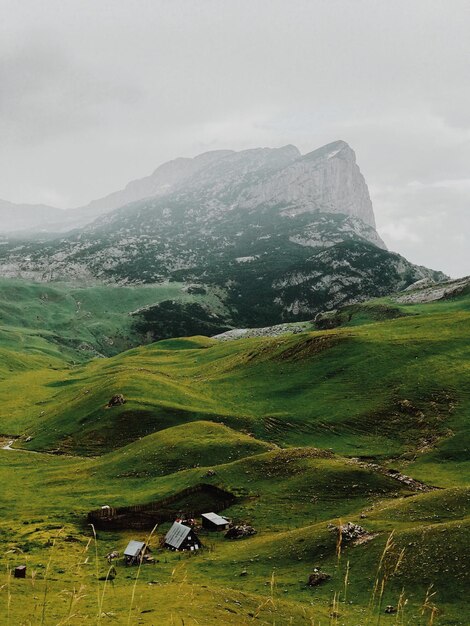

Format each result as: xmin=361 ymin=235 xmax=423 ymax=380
xmin=225 ymin=525 xmax=257 ymax=540
xmin=213 ymin=322 xmax=310 ymax=342
xmin=351 ymin=458 xmax=437 ymax=493
xmin=328 ymin=521 xmax=376 ymax=545
xmin=307 ymin=569 xmax=331 ymax=586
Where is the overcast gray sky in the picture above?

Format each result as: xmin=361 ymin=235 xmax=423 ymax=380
xmin=1 ymin=0 xmax=469 ymax=277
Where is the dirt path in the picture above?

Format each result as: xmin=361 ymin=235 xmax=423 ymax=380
xmin=0 ymin=437 xmax=90 ymax=460
xmin=1 ymin=438 xmax=39 ymax=454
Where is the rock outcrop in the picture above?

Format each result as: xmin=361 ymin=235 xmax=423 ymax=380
xmin=394 ymin=276 xmax=470 ymax=304
xmin=0 ymin=141 xmax=379 ymax=238
xmin=106 ymin=394 xmax=126 ymax=408
xmin=239 ymin=141 xmax=376 ymax=228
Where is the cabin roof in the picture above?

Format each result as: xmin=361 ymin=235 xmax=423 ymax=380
xmin=201 ymin=512 xmax=229 ymax=525
xmin=165 ymin=522 xmax=192 ymax=549
xmin=124 ymin=540 xmax=146 ymax=557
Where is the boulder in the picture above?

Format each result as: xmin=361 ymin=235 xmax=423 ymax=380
xmin=307 ymin=569 xmax=330 ymax=587
xmin=107 ymin=394 xmax=126 ymax=408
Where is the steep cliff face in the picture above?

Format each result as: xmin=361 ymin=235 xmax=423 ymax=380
xmin=80 ymin=140 xmax=383 ymax=248
xmin=96 ymin=141 xmax=374 ymax=229
xmin=238 ymin=141 xmax=376 ymax=228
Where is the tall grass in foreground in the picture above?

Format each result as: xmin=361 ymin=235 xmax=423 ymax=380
xmin=1 ymin=525 xmax=442 ymax=625
xmin=126 ymin=524 xmax=158 ymax=625
xmin=329 ymin=524 xmax=440 ymax=626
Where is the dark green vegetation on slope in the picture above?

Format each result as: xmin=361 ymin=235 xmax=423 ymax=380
xmin=0 ymin=278 xmax=228 ymax=360
xmin=0 ymin=279 xmax=468 ymax=624
xmin=0 ymin=209 xmax=445 ymax=332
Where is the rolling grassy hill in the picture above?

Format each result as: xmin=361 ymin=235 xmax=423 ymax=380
xmin=0 ymin=278 xmax=227 ymax=362
xmin=0 ymin=278 xmax=468 ymax=624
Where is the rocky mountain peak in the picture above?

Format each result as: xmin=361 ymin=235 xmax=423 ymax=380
xmin=237 ymin=140 xmax=376 ymax=228
xmin=0 ymin=140 xmax=376 ymax=235
xmin=0 ymin=139 xmax=446 ymax=328
xmin=303 ymin=139 xmax=351 ymax=161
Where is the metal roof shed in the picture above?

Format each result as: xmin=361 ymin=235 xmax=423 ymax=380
xmin=123 ymin=540 xmax=147 ymax=565
xmin=124 ymin=540 xmax=145 ymax=557
xmin=201 ymin=512 xmax=230 ymax=531
xmin=164 ymin=522 xmax=201 ymax=551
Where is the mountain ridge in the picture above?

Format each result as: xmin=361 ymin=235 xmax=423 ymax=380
xmin=0 ymin=140 xmax=446 ymax=332
xmin=0 ymin=140 xmax=375 ymax=234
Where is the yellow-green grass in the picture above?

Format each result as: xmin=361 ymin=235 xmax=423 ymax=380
xmin=96 ymin=421 xmax=274 ymax=478
xmin=9 ymin=305 xmax=469 ymax=482
xmin=0 ymin=278 xmax=223 ymax=362
xmin=0 ymin=285 xmax=469 ymax=623
xmin=0 ymin=444 xmax=467 ymax=624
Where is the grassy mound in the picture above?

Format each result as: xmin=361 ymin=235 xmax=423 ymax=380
xmin=95 ymin=421 xmax=273 ymax=478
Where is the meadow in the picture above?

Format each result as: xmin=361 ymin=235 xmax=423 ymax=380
xmin=0 ymin=279 xmax=468 ymax=624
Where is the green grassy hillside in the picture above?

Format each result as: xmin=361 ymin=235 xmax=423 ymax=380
xmin=0 ymin=279 xmax=468 ymax=624
xmin=10 ymin=301 xmax=469 ymax=481
xmin=0 ymin=278 xmax=225 ymax=361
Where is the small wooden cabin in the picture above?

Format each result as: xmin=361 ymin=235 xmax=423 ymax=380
xmin=164 ymin=521 xmax=201 ymax=551
xmin=201 ymin=512 xmax=230 ymax=531
xmin=14 ymin=565 xmax=26 ymax=579
xmin=123 ymin=540 xmax=149 ymax=565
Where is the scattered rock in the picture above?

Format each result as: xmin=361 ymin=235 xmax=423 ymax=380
xmin=213 ymin=322 xmax=311 ymax=342
xmin=384 ymin=468 xmax=432 ymax=492
xmin=329 ymin=521 xmax=368 ymax=543
xmin=225 ymin=525 xmax=257 ymax=540
xmin=239 ymin=569 xmax=248 ymax=577
xmin=307 ymin=569 xmax=331 ymax=587
xmin=204 ymin=469 xmax=216 ymax=477
xmin=106 ymin=394 xmax=126 ymax=408
xmin=350 ymin=458 xmax=436 ymax=493
xmin=184 ymin=284 xmax=207 ymax=295
xmin=385 ymin=605 xmax=397 ymax=614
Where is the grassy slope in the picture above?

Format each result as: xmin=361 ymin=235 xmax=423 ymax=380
xmin=0 ymin=278 xmax=221 ymax=361
xmin=11 ymin=304 xmax=469 ymax=483
xmin=0 ymin=283 xmax=468 ymax=624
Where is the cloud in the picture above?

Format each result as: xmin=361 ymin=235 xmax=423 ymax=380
xmin=0 ymin=36 xmax=141 ymax=144
xmin=0 ymin=0 xmax=469 ymax=275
